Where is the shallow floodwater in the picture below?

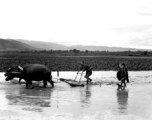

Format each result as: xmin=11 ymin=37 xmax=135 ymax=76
xmin=0 ymin=71 xmax=152 ymax=120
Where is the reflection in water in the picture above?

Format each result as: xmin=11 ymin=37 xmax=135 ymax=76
xmin=116 ymin=87 xmax=128 ymax=114
xmin=5 ymin=87 xmax=53 ymax=108
xmin=80 ymin=85 xmax=92 ymax=108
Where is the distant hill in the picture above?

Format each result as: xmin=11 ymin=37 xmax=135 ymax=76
xmin=1 ymin=39 xmax=151 ymax=52
xmin=16 ymin=39 xmax=68 ymax=50
xmin=16 ymin=39 xmax=149 ymax=51
xmin=69 ymin=45 xmax=146 ymax=51
xmin=0 ymin=39 xmax=36 ymax=51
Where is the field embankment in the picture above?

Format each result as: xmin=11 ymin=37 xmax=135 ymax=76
xmin=0 ymin=52 xmax=152 ymax=72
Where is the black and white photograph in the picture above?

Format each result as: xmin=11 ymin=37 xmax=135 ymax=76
xmin=0 ymin=0 xmax=152 ymax=119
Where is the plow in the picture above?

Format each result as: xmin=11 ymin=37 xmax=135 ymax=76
xmin=59 ymin=72 xmax=85 ymax=87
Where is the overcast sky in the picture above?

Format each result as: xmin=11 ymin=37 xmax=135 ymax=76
xmin=0 ymin=0 xmax=152 ymax=48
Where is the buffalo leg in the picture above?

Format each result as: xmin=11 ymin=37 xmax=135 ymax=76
xmin=48 ymin=80 xmax=54 ymax=87
xmin=25 ymin=80 xmax=29 ymax=88
xmin=29 ymin=80 xmax=34 ymax=89
xmin=45 ymin=75 xmax=54 ymax=87
xmin=19 ymin=78 xmax=22 ymax=83
xmin=43 ymin=80 xmax=47 ymax=88
xmin=47 ymin=75 xmax=54 ymax=87
xmin=26 ymin=80 xmax=34 ymax=89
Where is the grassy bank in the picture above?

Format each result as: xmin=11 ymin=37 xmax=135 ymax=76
xmin=0 ymin=52 xmax=152 ymax=72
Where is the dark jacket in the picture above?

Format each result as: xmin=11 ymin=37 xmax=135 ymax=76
xmin=117 ymin=68 xmax=129 ymax=82
xmin=80 ymin=64 xmax=92 ymax=73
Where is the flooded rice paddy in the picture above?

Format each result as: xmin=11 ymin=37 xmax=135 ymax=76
xmin=0 ymin=71 xmax=152 ymax=120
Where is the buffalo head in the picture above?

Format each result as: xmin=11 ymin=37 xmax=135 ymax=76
xmin=5 ymin=67 xmax=23 ymax=81
xmin=5 ymin=68 xmax=15 ymax=81
xmin=5 ymin=67 xmax=14 ymax=76
xmin=5 ymin=74 xmax=15 ymax=81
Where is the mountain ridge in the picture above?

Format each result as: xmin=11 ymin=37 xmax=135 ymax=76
xmin=16 ymin=39 xmax=68 ymax=50
xmin=17 ymin=39 xmax=151 ymax=51
xmin=0 ymin=39 xmax=36 ymax=51
xmin=0 ymin=38 xmax=151 ymax=52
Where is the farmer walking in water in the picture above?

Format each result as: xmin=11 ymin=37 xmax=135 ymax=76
xmin=77 ymin=61 xmax=92 ymax=84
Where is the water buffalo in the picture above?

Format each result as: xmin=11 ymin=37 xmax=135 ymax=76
xmin=5 ymin=64 xmax=54 ymax=88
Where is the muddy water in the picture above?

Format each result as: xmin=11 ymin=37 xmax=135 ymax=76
xmin=0 ymin=71 xmax=152 ymax=120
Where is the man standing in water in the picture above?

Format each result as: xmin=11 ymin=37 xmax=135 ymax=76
xmin=77 ymin=61 xmax=92 ymax=84
xmin=117 ymin=63 xmax=129 ymax=87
